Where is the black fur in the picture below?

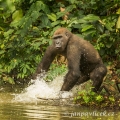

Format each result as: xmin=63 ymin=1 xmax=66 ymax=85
xmin=33 ymin=28 xmax=107 ymax=92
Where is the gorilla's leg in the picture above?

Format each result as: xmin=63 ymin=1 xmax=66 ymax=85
xmin=76 ymin=73 xmax=90 ymax=85
xmin=90 ymin=65 xmax=107 ymax=92
xmin=61 ymin=71 xmax=80 ymax=91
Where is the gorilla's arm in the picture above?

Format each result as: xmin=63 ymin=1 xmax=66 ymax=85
xmin=61 ymin=45 xmax=81 ymax=91
xmin=33 ymin=45 xmax=57 ymax=79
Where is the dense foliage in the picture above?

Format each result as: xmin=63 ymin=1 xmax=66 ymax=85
xmin=74 ymin=81 xmax=120 ymax=109
xmin=0 ymin=0 xmax=120 ymax=84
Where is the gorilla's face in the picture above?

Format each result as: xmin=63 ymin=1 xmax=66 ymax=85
xmin=52 ymin=28 xmax=72 ymax=51
xmin=53 ymin=34 xmax=63 ymax=49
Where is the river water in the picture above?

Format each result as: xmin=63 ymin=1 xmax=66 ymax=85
xmin=0 ymin=76 xmax=119 ymax=120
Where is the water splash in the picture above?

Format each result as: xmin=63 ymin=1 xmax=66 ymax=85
xmin=13 ymin=74 xmax=82 ymax=104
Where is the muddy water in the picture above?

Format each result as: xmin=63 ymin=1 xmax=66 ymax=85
xmin=0 ymin=76 xmax=119 ymax=120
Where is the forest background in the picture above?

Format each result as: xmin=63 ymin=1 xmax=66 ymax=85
xmin=0 ymin=0 xmax=120 ymax=88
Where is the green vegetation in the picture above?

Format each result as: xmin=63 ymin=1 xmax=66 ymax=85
xmin=74 ymin=85 xmax=120 ymax=109
xmin=0 ymin=0 xmax=120 ymax=104
xmin=74 ymin=92 xmax=120 ymax=109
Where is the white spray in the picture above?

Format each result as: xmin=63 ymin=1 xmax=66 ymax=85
xmin=13 ymin=73 xmax=82 ymax=104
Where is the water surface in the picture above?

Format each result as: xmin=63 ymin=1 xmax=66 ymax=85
xmin=0 ymin=76 xmax=119 ymax=120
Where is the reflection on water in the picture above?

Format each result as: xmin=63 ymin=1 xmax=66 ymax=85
xmin=0 ymin=75 xmax=120 ymax=120
xmin=0 ymin=103 xmax=119 ymax=120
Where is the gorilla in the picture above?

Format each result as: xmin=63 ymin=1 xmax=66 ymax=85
xmin=33 ymin=27 xmax=107 ymax=92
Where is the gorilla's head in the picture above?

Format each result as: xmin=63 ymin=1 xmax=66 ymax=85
xmin=52 ymin=28 xmax=72 ymax=51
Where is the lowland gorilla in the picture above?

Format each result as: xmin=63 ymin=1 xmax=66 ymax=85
xmin=33 ymin=28 xmax=107 ymax=92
